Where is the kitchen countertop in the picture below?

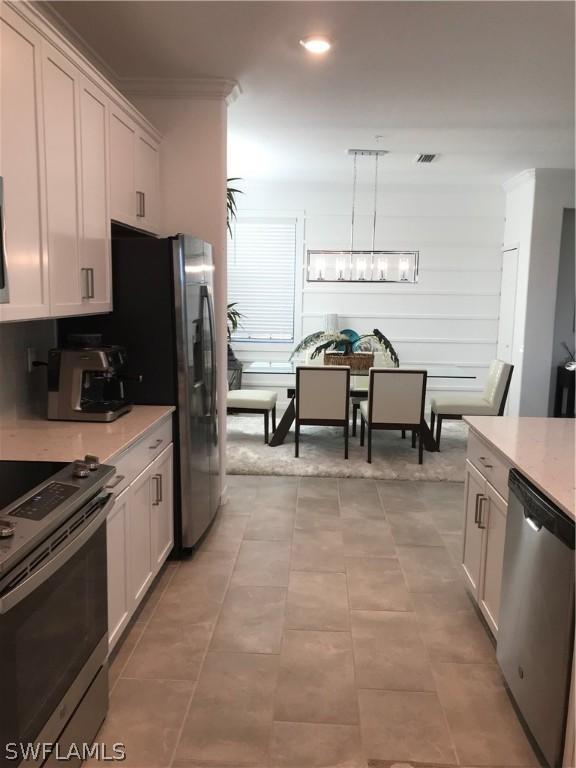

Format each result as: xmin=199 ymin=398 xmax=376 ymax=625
xmin=0 ymin=405 xmax=175 ymax=464
xmin=464 ymin=416 xmax=575 ymax=520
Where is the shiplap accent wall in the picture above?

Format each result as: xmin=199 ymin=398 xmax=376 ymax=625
xmin=232 ymin=179 xmax=505 ymax=396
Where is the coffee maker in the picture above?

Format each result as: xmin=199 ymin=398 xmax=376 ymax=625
xmin=47 ymin=334 xmax=137 ymax=422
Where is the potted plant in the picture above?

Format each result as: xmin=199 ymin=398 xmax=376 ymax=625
xmin=290 ymin=328 xmax=399 ymax=370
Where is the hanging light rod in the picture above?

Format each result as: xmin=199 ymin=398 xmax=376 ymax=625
xmin=346 ymin=149 xmax=388 ymax=157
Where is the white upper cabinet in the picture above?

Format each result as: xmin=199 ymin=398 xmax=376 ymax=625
xmin=0 ymin=7 xmax=49 ymax=321
xmin=78 ymin=77 xmax=111 ymax=313
xmin=110 ymin=106 xmax=161 ymax=233
xmin=42 ymin=43 xmax=83 ymax=316
xmin=110 ymin=109 xmax=137 ymax=227
xmin=136 ymin=133 xmax=160 ymax=233
xmin=0 ymin=3 xmax=161 ymax=322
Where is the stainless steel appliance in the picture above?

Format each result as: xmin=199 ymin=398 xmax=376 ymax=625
xmin=0 ymin=457 xmax=115 ymax=768
xmin=47 ymin=335 xmax=134 ymax=422
xmin=497 ymin=469 xmax=575 ymax=767
xmin=59 ymin=229 xmax=219 ymax=550
xmin=0 ymin=177 xmax=9 ymax=304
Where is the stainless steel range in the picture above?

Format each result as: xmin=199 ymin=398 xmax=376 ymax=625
xmin=0 ymin=457 xmax=115 ymax=768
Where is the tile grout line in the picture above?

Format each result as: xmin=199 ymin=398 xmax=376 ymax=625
xmin=339 ymin=478 xmax=373 ymax=768
xmin=109 ymin=561 xmax=180 ymax=696
xmin=164 ymin=510 xmax=249 ymax=768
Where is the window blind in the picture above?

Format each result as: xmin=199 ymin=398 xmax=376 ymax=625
xmin=228 ymin=217 xmax=297 ymax=342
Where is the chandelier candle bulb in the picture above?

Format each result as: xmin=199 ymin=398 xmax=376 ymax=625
xmin=336 ymin=257 xmax=346 ymax=280
xmin=357 ymin=257 xmax=367 ymax=280
xmin=399 ymin=257 xmax=410 ymax=281
xmin=316 ymin=256 xmax=326 ymax=280
xmin=378 ymin=258 xmax=388 ymax=280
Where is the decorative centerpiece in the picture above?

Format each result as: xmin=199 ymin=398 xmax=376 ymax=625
xmin=290 ymin=328 xmax=399 ymax=371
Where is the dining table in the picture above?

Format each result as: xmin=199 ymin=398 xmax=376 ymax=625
xmin=243 ymin=361 xmax=477 ymax=451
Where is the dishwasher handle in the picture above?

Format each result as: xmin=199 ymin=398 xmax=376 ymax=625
xmin=509 ymin=469 xmax=575 ymax=549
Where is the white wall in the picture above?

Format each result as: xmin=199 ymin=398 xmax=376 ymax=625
xmin=132 ymin=95 xmax=229 ymax=491
xmin=233 ymin=178 xmax=505 ymax=399
xmin=0 ymin=320 xmax=55 ymax=422
xmin=502 ymin=169 xmax=575 ymax=416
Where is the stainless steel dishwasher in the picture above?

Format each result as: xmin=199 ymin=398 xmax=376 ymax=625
xmin=497 ymin=469 xmax=575 ymax=767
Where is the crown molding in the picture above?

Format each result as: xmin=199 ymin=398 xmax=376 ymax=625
xmin=118 ymin=77 xmax=242 ymax=105
xmin=32 ymin=1 xmax=121 ymax=86
xmin=502 ymin=169 xmax=536 ymax=193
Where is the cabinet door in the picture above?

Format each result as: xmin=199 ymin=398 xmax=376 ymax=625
xmin=78 ymin=77 xmax=111 ymax=313
xmin=0 ymin=7 xmax=50 ymax=320
xmin=43 ymin=43 xmax=83 ymax=316
xmin=106 ymin=485 xmax=130 ymax=652
xmin=136 ymin=133 xmax=160 ymax=233
xmin=127 ymin=464 xmax=154 ymax=609
xmin=109 ymin=109 xmax=136 ymax=226
xmin=478 ymin=484 xmax=507 ymax=636
xmin=461 ymin=460 xmax=485 ymax=597
xmin=150 ymin=444 xmax=174 ymax=572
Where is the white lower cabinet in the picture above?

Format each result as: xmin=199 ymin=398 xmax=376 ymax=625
xmin=106 ymin=485 xmax=130 ymax=649
xmin=105 ymin=421 xmax=174 ymax=652
xmin=127 ymin=463 xmax=155 ymax=609
xmin=462 ymin=456 xmax=508 ymax=637
xmin=150 ymin=445 xmax=174 ymax=570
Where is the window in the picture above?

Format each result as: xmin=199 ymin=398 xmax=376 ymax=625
xmin=228 ymin=216 xmax=298 ymax=342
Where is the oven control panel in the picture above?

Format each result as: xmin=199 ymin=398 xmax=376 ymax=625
xmin=9 ymin=483 xmax=78 ymax=521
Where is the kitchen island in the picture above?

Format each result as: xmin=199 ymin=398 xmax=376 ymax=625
xmin=463 ymin=415 xmax=574 ymax=768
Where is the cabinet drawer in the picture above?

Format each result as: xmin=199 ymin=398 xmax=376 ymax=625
xmin=467 ymin=431 xmax=510 ymax=501
xmin=106 ymin=417 xmax=172 ymax=494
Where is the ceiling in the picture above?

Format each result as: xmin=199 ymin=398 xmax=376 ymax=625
xmin=49 ymin=1 xmax=575 ymax=185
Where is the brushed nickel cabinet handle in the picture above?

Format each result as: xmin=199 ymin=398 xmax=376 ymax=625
xmin=87 ymin=267 xmax=95 ymax=298
xmin=148 ymin=438 xmax=163 ymax=450
xmin=474 ymin=492 xmax=481 ymax=524
xmin=477 ymin=495 xmax=488 ymax=529
xmin=81 ymin=267 xmax=90 ymax=299
xmin=106 ymin=474 xmax=125 ymax=490
xmin=478 ymin=456 xmax=493 ymax=470
xmin=152 ymin=473 xmax=162 ymax=505
xmin=136 ymin=191 xmax=145 ymax=218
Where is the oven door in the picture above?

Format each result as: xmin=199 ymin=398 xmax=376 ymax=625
xmin=0 ymin=493 xmax=112 ymax=766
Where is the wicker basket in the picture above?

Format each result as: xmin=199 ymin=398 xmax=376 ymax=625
xmin=324 ymin=352 xmax=374 ymax=371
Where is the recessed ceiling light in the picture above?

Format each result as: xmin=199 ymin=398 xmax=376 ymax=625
xmin=300 ymin=36 xmax=331 ymax=54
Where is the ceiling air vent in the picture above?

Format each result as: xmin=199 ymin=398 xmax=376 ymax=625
xmin=415 ymin=153 xmax=438 ymax=164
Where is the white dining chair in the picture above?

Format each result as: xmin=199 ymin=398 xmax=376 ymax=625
xmin=351 ymin=352 xmax=392 ymax=436
xmin=430 ymin=360 xmax=514 ymax=449
xmin=359 ymin=368 xmax=427 ymax=464
xmin=227 ymin=389 xmax=278 ymax=444
xmin=295 ymin=365 xmax=351 ymax=458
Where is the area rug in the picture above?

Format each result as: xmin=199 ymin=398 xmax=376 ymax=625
xmin=226 ymin=415 xmax=468 ymax=481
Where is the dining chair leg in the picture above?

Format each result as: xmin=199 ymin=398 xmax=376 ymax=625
xmin=430 ymin=410 xmax=436 ymax=436
xmin=271 ymin=406 xmax=277 ymax=432
xmin=402 ymin=429 xmax=406 ymax=439
xmin=435 ymin=415 xmax=443 ymax=450
xmin=367 ymin=426 xmax=373 ymax=463
xmin=411 ymin=430 xmax=416 ymax=448
xmin=418 ymin=429 xmax=424 ymax=464
xmin=295 ymin=421 xmax=300 ymax=457
xmin=264 ymin=411 xmax=269 ymax=444
xmin=344 ymin=421 xmax=349 ymax=459
xmin=352 ymin=403 xmax=358 ymax=437
xmin=360 ymin=416 xmax=365 ymax=446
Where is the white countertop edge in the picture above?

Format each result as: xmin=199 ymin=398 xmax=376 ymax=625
xmin=0 ymin=405 xmax=176 ymax=464
xmin=464 ymin=416 xmax=575 ymax=521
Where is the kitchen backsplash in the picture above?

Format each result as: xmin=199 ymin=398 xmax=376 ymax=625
xmin=0 ymin=320 xmax=55 ymax=421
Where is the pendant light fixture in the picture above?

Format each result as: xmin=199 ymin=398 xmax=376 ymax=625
xmin=307 ymin=149 xmax=419 ymax=284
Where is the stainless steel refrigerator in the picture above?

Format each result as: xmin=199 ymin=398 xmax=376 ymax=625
xmin=59 ymin=228 xmax=219 ymax=550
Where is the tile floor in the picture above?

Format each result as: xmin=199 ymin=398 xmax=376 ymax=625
xmin=97 ymin=476 xmax=541 ymax=768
